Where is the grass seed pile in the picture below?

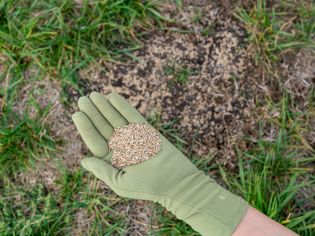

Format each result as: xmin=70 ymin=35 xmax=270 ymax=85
xmin=109 ymin=123 xmax=161 ymax=169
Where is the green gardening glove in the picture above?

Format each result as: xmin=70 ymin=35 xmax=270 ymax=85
xmin=72 ymin=92 xmax=248 ymax=236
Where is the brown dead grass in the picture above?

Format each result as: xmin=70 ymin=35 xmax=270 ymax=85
xmin=281 ymin=49 xmax=315 ymax=108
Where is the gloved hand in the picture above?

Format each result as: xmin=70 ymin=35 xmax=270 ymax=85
xmin=72 ymin=92 xmax=248 ymax=236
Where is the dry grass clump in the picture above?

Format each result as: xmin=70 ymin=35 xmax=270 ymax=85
xmin=109 ymin=123 xmax=161 ymax=169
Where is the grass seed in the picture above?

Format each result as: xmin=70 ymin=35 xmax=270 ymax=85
xmin=109 ymin=123 xmax=161 ymax=169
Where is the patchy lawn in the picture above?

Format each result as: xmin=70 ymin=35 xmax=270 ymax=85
xmin=1 ymin=0 xmax=314 ymax=235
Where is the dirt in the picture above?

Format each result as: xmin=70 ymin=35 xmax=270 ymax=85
xmin=281 ymin=49 xmax=315 ymax=107
xmin=281 ymin=48 xmax=315 ymax=149
xmin=78 ymin=1 xmax=259 ymax=166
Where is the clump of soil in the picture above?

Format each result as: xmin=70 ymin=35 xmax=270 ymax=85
xmin=109 ymin=123 xmax=161 ymax=169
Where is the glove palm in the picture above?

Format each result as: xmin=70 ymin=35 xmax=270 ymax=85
xmin=72 ymin=92 xmax=247 ymax=236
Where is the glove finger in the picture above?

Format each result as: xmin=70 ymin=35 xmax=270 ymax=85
xmin=78 ymin=96 xmax=113 ymax=140
xmin=103 ymin=150 xmax=113 ymax=162
xmin=72 ymin=111 xmax=109 ymax=157
xmin=89 ymin=91 xmax=128 ymax=128
xmin=106 ymin=92 xmax=147 ymax=124
xmin=81 ymin=157 xmax=123 ymax=186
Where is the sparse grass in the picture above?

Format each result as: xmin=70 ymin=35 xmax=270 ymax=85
xmin=201 ymin=23 xmax=216 ymax=37
xmin=220 ymin=96 xmax=315 ymax=235
xmin=0 ymin=113 xmax=55 ymax=178
xmin=56 ymin=168 xmax=84 ymax=200
xmin=236 ymin=0 xmax=315 ymax=69
xmin=0 ymin=70 xmax=56 ymax=178
xmin=163 ymin=62 xmax=197 ymax=86
xmin=233 ymin=4 xmax=315 ymax=233
xmin=55 ymin=168 xmax=128 ymax=235
xmin=192 ymin=7 xmax=202 ymax=24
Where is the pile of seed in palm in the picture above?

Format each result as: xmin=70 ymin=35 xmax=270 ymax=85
xmin=108 ymin=123 xmax=161 ymax=169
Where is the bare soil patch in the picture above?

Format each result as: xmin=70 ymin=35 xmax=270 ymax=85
xmin=79 ymin=1 xmax=260 ymax=166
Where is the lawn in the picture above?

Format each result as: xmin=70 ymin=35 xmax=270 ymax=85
xmin=0 ymin=0 xmax=314 ymax=235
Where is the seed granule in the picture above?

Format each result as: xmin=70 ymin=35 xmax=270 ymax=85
xmin=109 ymin=123 xmax=161 ymax=169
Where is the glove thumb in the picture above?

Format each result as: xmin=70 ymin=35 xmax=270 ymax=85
xmin=81 ymin=157 xmax=122 ymax=187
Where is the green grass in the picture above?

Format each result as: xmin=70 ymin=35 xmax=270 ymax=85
xmin=236 ymin=0 xmax=315 ymax=69
xmin=0 ymin=0 xmax=166 ymax=86
xmin=0 ymin=181 xmax=72 ymax=235
xmin=0 ymin=169 xmax=128 ymax=236
xmin=0 ymin=70 xmax=56 ymax=178
xmin=0 ymin=113 xmax=55 ymax=178
xmin=78 ymin=176 xmax=128 ymax=235
xmin=163 ymin=62 xmax=197 ymax=86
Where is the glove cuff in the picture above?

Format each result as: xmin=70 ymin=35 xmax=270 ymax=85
xmin=157 ymin=171 xmax=248 ymax=236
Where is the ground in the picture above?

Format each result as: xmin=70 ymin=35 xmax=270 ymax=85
xmin=0 ymin=0 xmax=314 ymax=235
